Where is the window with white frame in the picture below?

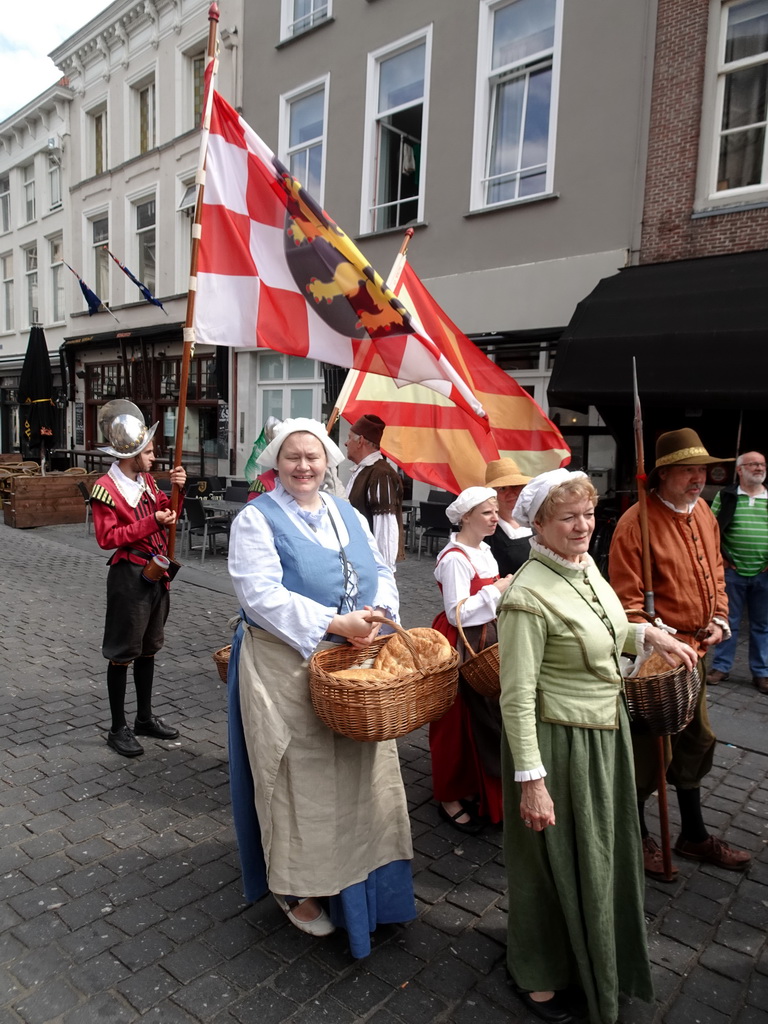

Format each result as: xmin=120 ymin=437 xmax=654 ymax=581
xmin=25 ymin=246 xmax=38 ymax=326
xmin=177 ymin=177 xmax=197 ymax=290
xmin=192 ymin=52 xmax=205 ymax=128
xmin=1 ymin=253 xmax=13 ymax=331
xmin=257 ymin=351 xmax=321 ymax=424
xmin=23 ymin=163 xmax=36 ymax=223
xmin=0 ymin=176 xmax=10 ymax=233
xmin=472 ymin=0 xmax=560 ymax=209
xmin=134 ymin=78 xmax=157 ymax=154
xmin=135 ymin=197 xmax=156 ymax=294
xmin=714 ymin=0 xmax=768 ymax=193
xmin=280 ymin=79 xmax=328 ymax=200
xmin=362 ymin=30 xmax=431 ymax=233
xmin=92 ymin=215 xmax=109 ymax=304
xmin=281 ymin=0 xmax=331 ymax=40
xmin=89 ymin=106 xmax=108 ymax=176
xmin=48 ymin=157 xmax=62 ymax=209
xmin=50 ymin=237 xmax=64 ymax=323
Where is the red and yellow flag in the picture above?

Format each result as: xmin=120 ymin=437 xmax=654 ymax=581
xmin=340 ymin=260 xmax=570 ymax=493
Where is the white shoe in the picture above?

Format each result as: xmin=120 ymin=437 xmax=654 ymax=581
xmin=273 ymin=894 xmax=336 ymax=937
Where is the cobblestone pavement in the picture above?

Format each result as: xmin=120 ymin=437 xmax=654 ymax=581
xmin=1 ymin=521 xmax=767 ymax=1024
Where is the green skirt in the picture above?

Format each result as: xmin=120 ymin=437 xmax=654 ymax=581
xmin=502 ymin=703 xmax=653 ymax=1024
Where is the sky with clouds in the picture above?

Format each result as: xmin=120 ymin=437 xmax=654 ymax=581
xmin=0 ymin=2 xmax=114 ymax=122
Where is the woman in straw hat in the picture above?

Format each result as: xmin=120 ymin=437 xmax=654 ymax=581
xmin=227 ymin=418 xmax=414 ymax=956
xmin=498 ymin=470 xmax=696 ymax=1024
xmin=430 ymin=486 xmax=513 ymax=832
xmin=485 ymin=457 xmax=533 ymax=576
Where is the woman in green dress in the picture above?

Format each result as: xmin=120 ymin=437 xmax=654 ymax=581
xmin=497 ymin=469 xmax=696 ymax=1024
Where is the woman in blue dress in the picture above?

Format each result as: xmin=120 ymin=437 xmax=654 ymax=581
xmin=227 ymin=418 xmax=414 ymax=957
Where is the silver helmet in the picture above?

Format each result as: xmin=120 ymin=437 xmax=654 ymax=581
xmin=98 ymin=412 xmax=159 ymax=459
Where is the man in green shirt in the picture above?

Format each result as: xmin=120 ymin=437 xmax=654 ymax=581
xmin=710 ymin=452 xmax=768 ymax=693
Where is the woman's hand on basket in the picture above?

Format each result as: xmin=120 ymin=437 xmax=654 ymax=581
xmin=645 ymin=626 xmax=698 ymax=672
xmin=330 ymin=606 xmax=382 ymax=649
xmin=520 ymin=778 xmax=556 ymax=831
xmin=493 ymin=574 xmax=514 ymax=594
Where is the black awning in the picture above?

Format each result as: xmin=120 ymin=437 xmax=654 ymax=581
xmin=548 ymin=250 xmax=768 ymax=412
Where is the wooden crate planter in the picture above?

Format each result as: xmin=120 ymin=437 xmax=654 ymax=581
xmin=4 ymin=473 xmax=101 ymax=529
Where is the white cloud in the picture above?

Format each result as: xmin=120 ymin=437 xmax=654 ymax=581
xmin=0 ymin=1 xmax=113 ymax=121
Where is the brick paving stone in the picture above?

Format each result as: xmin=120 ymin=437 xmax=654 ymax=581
xmin=14 ymin=975 xmax=81 ymax=1023
xmin=111 ymin=930 xmax=175 ymax=971
xmin=170 ymin=972 xmax=238 ymax=1018
xmin=394 ymin=920 xmax=451 ymax=962
xmin=283 ymin=994 xmax=358 ymax=1023
xmin=162 ymin=938 xmax=224 ymax=983
xmin=59 ymin=991 xmax=136 ymax=1024
xmin=378 ymin=979 xmax=448 ymax=1023
xmin=228 ymin=986 xmax=299 ymax=1024
xmin=664 ymin=994 xmax=730 ymax=1024
xmin=659 ymin=908 xmax=715 ymax=950
xmin=735 ymin=1008 xmax=768 ymax=1024
xmin=157 ymin=907 xmax=213 ymax=943
xmin=57 ymin=921 xmax=125 ymax=964
xmin=412 ymin=868 xmax=456 ymax=905
xmin=325 ymin=966 xmax=393 ymax=1015
xmin=421 ymin=900 xmax=477 ymax=936
xmin=364 ymin=942 xmax=423 ymax=987
xmin=447 ymin=930 xmax=504 ymax=974
xmin=700 ymin=941 xmax=757 ymax=982
xmin=682 ymin=965 xmax=747 ymax=1013
xmin=68 ymin=952 xmax=131 ymax=995
xmin=107 ymin=898 xmax=168 ymax=936
xmin=429 ymin=852 xmax=478 ymax=884
xmin=451 ymin=990 xmax=519 ymax=1024
xmin=446 ymin=879 xmax=501 ymax=917
xmin=747 ymin=972 xmax=768 ymax=1008
xmin=647 ymin=932 xmax=698 ymax=975
xmin=716 ymin=917 xmax=766 ymax=956
xmin=273 ymin=956 xmax=337 ymax=1002
xmin=57 ymin=863 xmax=116 ymax=898
xmin=217 ymin=946 xmax=281 ymax=988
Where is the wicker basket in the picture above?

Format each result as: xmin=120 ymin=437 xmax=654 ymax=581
xmin=308 ymin=618 xmax=459 ymax=742
xmin=624 ymin=658 xmax=701 ymax=737
xmin=213 ymin=645 xmax=231 ymax=684
xmin=455 ymin=598 xmax=500 ymax=698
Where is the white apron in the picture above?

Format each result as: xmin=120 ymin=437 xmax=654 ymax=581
xmin=238 ymin=625 xmax=413 ymax=897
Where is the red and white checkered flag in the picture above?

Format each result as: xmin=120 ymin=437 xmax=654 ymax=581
xmin=194 ymin=91 xmax=487 ymax=423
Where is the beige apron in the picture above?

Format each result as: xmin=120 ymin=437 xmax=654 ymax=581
xmin=238 ymin=625 xmax=413 ymax=897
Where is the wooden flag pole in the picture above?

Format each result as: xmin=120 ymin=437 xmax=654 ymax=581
xmin=633 ymin=358 xmax=674 ymax=883
xmin=168 ymin=1 xmax=219 ymax=558
xmin=326 ymin=228 xmax=415 ymax=436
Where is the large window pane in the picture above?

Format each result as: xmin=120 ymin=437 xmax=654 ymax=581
xmin=378 ymin=44 xmax=425 ymax=112
xmin=726 ymin=0 xmax=768 ymax=63
xmin=290 ymin=388 xmax=313 ymax=418
xmin=258 ymin=352 xmax=284 ymax=380
xmin=492 ymin=0 xmax=556 ymax=70
xmin=718 ymin=125 xmax=765 ymax=188
xmin=263 ymin=389 xmax=283 ymax=422
xmin=722 ymin=64 xmax=768 ymax=130
xmin=287 ymin=356 xmax=315 ymax=378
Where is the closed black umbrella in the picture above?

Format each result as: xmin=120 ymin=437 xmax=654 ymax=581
xmin=18 ymin=325 xmax=56 ymax=465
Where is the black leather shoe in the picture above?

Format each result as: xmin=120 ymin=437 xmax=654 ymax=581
xmin=134 ymin=715 xmax=179 ymax=740
xmin=438 ymin=803 xmax=484 ymax=835
xmin=510 ymin=984 xmax=576 ymax=1024
xmin=107 ymin=726 xmax=144 ymax=758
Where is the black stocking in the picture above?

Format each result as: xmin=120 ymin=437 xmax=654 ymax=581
xmin=107 ymin=662 xmax=129 ymax=732
xmin=133 ymin=656 xmax=155 ymax=723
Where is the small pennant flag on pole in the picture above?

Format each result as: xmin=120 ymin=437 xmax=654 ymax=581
xmin=103 ymin=247 xmax=167 ymax=312
xmin=64 ymin=262 xmax=119 ymax=323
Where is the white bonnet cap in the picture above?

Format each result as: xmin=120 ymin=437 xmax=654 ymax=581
xmin=257 ymin=418 xmax=345 ymax=470
xmin=445 ymin=486 xmax=498 ymax=526
xmin=512 ymin=469 xmax=588 ymax=528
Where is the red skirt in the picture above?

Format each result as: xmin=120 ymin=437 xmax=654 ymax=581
xmin=429 ymin=611 xmax=503 ymax=824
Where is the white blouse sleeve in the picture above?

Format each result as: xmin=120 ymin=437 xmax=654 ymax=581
xmin=435 ymin=551 xmax=500 ymax=627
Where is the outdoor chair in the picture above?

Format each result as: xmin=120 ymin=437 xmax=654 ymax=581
xmin=183 ymin=497 xmax=229 ymax=564
xmin=76 ymin=481 xmax=93 ymax=536
xmin=415 ymin=502 xmax=451 ymax=559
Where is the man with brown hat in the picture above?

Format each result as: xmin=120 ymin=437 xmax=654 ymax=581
xmin=609 ymin=428 xmax=750 ymax=876
xmin=344 ymin=414 xmax=404 ymax=572
xmin=484 ymin=458 xmax=533 ymax=575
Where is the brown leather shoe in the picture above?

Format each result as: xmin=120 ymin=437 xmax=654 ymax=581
xmin=642 ymin=835 xmax=678 ymax=881
xmin=674 ymin=835 xmax=751 ymax=871
xmin=707 ymin=669 xmax=729 ymax=684
xmin=753 ymin=676 xmax=768 ymax=694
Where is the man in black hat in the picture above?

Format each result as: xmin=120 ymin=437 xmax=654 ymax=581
xmin=91 ymin=410 xmax=186 ymax=758
xmin=609 ymin=428 xmax=750 ymax=876
xmin=344 ymin=414 xmax=403 ymax=572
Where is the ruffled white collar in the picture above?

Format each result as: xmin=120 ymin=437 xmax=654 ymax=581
xmin=530 ymin=538 xmax=592 ymax=572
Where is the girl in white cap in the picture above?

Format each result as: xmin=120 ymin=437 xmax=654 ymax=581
xmin=430 ymin=486 xmax=513 ymax=832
